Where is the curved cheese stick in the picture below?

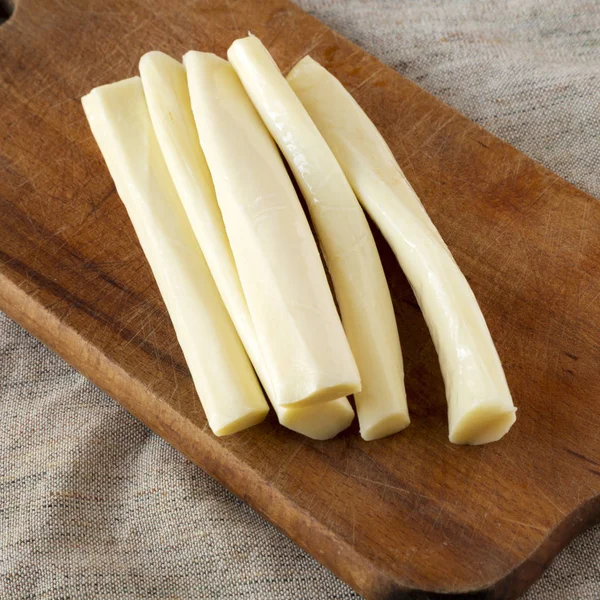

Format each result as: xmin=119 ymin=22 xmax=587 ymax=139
xmin=228 ymin=37 xmax=409 ymax=441
xmin=287 ymin=57 xmax=516 ymax=445
xmin=82 ymin=77 xmax=269 ymax=436
xmin=138 ymin=51 xmax=354 ymax=439
xmin=184 ymin=52 xmax=361 ymax=409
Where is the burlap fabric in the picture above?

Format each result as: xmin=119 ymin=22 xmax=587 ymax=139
xmin=1 ymin=1 xmax=599 ymax=597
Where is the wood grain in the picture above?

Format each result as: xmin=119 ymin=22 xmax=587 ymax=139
xmin=1 ymin=1 xmax=599 ymax=597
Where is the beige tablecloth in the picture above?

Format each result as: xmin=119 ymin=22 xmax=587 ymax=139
xmin=1 ymin=1 xmax=599 ymax=598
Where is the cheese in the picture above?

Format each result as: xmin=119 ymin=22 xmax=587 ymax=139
xmin=184 ymin=52 xmax=361 ymax=409
xmin=139 ymin=51 xmax=354 ymax=439
xmin=287 ymin=56 xmax=516 ymax=444
xmin=81 ymin=77 xmax=269 ymax=436
xmin=228 ymin=37 xmax=409 ymax=440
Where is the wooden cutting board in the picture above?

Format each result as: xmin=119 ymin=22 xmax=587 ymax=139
xmin=1 ymin=0 xmax=599 ymax=597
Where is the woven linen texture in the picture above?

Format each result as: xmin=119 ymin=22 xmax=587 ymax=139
xmin=1 ymin=0 xmax=599 ymax=598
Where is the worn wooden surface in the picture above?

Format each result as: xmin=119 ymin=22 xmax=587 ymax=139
xmin=1 ymin=0 xmax=599 ymax=597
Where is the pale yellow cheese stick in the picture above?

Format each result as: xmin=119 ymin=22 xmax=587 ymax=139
xmin=184 ymin=52 xmax=361 ymax=409
xmin=287 ymin=56 xmax=517 ymax=445
xmin=138 ymin=51 xmax=354 ymax=439
xmin=82 ymin=77 xmax=269 ymax=436
xmin=228 ymin=36 xmax=409 ymax=441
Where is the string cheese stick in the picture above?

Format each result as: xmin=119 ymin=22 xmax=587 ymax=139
xmin=228 ymin=36 xmax=409 ymax=441
xmin=287 ymin=57 xmax=517 ymax=444
xmin=184 ymin=52 xmax=361 ymax=409
xmin=82 ymin=77 xmax=269 ymax=436
xmin=139 ymin=51 xmax=354 ymax=439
